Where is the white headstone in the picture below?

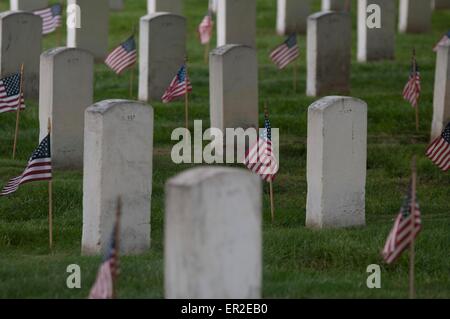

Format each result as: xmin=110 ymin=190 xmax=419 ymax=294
xmin=433 ymin=0 xmax=450 ymax=9
xmin=138 ymin=13 xmax=186 ymax=102
xmin=276 ymin=0 xmax=310 ymax=35
xmin=0 ymin=11 xmax=42 ymax=100
xmin=217 ymin=0 xmax=256 ymax=48
xmin=322 ymin=0 xmax=349 ymax=11
xmin=147 ymin=0 xmax=182 ymax=15
xmin=10 ymin=0 xmax=48 ymax=11
xmin=109 ymin=0 xmax=124 ymax=11
xmin=306 ymin=96 xmax=367 ymax=229
xmin=399 ymin=0 xmax=432 ymax=33
xmin=165 ymin=167 xmax=262 ymax=299
xmin=39 ymin=48 xmax=94 ymax=169
xmin=357 ymin=0 xmax=396 ymax=62
xmin=210 ymin=0 xmax=218 ymax=13
xmin=431 ymin=43 xmax=450 ymax=140
xmin=307 ymin=12 xmax=351 ymax=97
xmin=67 ymin=0 xmax=109 ymax=61
xmin=82 ymin=100 xmax=154 ymax=255
xmin=210 ymin=44 xmax=258 ymax=143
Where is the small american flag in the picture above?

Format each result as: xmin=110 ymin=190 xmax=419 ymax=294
xmin=33 ymin=4 xmax=62 ymax=35
xmin=88 ymin=231 xmax=119 ymax=299
xmin=402 ymin=59 xmax=421 ymax=108
xmin=0 ymin=135 xmax=52 ymax=196
xmin=269 ymin=34 xmax=300 ymax=70
xmin=382 ymin=181 xmax=421 ymax=264
xmin=426 ymin=122 xmax=450 ymax=172
xmin=105 ymin=36 xmax=137 ymax=75
xmin=0 ymin=72 xmax=25 ymax=114
xmin=198 ymin=12 xmax=213 ymax=45
xmin=433 ymin=30 xmax=450 ymax=52
xmin=244 ymin=112 xmax=279 ymax=182
xmin=161 ymin=64 xmax=192 ymax=103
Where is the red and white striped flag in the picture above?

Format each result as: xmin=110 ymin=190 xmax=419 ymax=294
xmin=244 ymin=112 xmax=279 ymax=182
xmin=0 ymin=72 xmax=25 ymax=114
xmin=105 ymin=36 xmax=137 ymax=75
xmin=402 ymin=60 xmax=421 ymax=108
xmin=426 ymin=122 xmax=450 ymax=172
xmin=269 ymin=34 xmax=300 ymax=69
xmin=0 ymin=135 xmax=51 ymax=196
xmin=33 ymin=4 xmax=62 ymax=35
xmin=161 ymin=64 xmax=192 ymax=103
xmin=89 ymin=202 xmax=121 ymax=299
xmin=198 ymin=13 xmax=213 ymax=45
xmin=382 ymin=181 xmax=421 ymax=264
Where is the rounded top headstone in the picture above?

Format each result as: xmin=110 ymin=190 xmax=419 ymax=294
xmin=308 ymin=10 xmax=349 ymax=21
xmin=141 ymin=12 xmax=185 ymax=23
xmin=166 ymin=166 xmax=257 ymax=188
xmin=86 ymin=99 xmax=152 ymax=115
xmin=211 ymin=44 xmax=253 ymax=57
xmin=309 ymin=96 xmax=367 ymax=113
xmin=41 ymin=47 xmax=94 ymax=59
xmin=0 ymin=10 xmax=42 ymax=24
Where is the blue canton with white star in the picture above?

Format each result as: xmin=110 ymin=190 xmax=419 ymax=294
xmin=121 ymin=36 xmax=136 ymax=53
xmin=2 ymin=73 xmax=21 ymax=97
xmin=442 ymin=122 xmax=450 ymax=143
xmin=30 ymin=135 xmax=51 ymax=161
xmin=177 ymin=65 xmax=188 ymax=83
xmin=51 ymin=4 xmax=62 ymax=16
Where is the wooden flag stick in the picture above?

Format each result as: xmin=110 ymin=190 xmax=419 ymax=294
xmin=409 ymin=156 xmax=417 ymax=299
xmin=13 ymin=63 xmax=25 ymax=160
xmin=269 ymin=181 xmax=275 ymax=224
xmin=413 ymin=48 xmax=419 ymax=132
xmin=112 ymin=197 xmax=122 ymax=299
xmin=129 ymin=66 xmax=134 ymax=99
xmin=293 ymin=59 xmax=297 ymax=93
xmin=48 ymin=118 xmax=53 ymax=250
xmin=293 ymin=35 xmax=298 ymax=93
xmin=264 ymin=101 xmax=275 ymax=223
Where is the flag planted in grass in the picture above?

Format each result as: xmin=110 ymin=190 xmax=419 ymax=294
xmin=0 ymin=72 xmax=25 ymax=114
xmin=198 ymin=12 xmax=213 ymax=45
xmin=0 ymin=135 xmax=52 ymax=196
xmin=88 ymin=232 xmax=119 ymax=299
xmin=433 ymin=30 xmax=450 ymax=52
xmin=382 ymin=181 xmax=421 ymax=264
xmin=426 ymin=122 xmax=450 ymax=172
xmin=402 ymin=58 xmax=421 ymax=108
xmin=269 ymin=34 xmax=300 ymax=70
xmin=33 ymin=4 xmax=62 ymax=35
xmin=244 ymin=111 xmax=279 ymax=182
xmin=89 ymin=200 xmax=121 ymax=299
xmin=161 ymin=64 xmax=192 ymax=103
xmin=105 ymin=36 xmax=138 ymax=75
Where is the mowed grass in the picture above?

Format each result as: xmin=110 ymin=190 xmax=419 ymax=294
xmin=0 ymin=0 xmax=449 ymax=299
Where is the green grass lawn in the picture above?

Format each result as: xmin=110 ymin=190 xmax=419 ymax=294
xmin=0 ymin=0 xmax=449 ymax=298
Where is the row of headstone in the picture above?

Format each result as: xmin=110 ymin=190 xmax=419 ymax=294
xmin=77 ymin=95 xmax=367 ymax=297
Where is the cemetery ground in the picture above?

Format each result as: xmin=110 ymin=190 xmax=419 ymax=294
xmin=0 ymin=0 xmax=449 ymax=298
